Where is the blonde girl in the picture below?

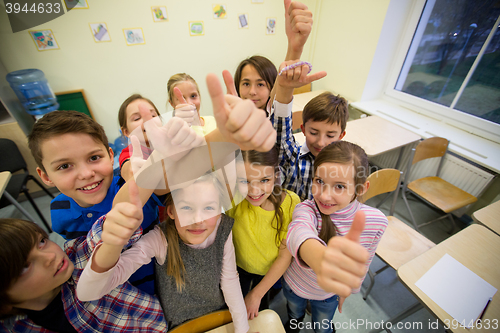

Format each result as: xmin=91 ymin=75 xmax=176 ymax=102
xmin=227 ymin=146 xmax=300 ymax=319
xmin=283 ymin=141 xmax=388 ymax=333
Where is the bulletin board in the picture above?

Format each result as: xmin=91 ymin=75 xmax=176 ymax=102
xmin=55 ymin=89 xmax=94 ymax=119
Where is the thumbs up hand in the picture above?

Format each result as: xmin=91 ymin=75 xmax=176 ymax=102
xmin=173 ymin=87 xmax=198 ymax=126
xmin=316 ymin=211 xmax=370 ymax=297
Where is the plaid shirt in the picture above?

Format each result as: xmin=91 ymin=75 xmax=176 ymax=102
xmin=0 ymin=217 xmax=167 ymax=333
xmin=274 ymin=100 xmax=315 ymax=201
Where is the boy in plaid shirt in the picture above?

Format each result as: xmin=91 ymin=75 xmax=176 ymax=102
xmin=273 ymin=62 xmax=349 ymax=201
xmin=0 ymin=217 xmax=166 ymax=333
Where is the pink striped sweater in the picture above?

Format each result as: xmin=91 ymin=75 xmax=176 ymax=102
xmin=284 ymin=199 xmax=388 ymax=300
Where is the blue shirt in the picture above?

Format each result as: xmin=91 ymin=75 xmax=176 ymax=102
xmin=50 ymin=176 xmax=162 ymax=295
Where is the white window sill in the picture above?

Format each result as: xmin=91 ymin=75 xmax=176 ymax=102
xmin=351 ymin=98 xmax=500 ymax=174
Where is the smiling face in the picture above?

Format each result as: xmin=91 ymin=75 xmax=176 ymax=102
xmin=312 ymin=162 xmax=364 ymax=215
xmin=169 ymin=80 xmax=201 ymax=114
xmin=37 ymin=133 xmax=114 ymax=208
xmin=238 ymin=64 xmax=271 ymax=110
xmin=301 ymin=120 xmax=346 ymax=157
xmin=236 ymin=161 xmax=276 ymax=210
xmin=167 ymin=181 xmax=221 ymax=245
xmin=6 ymin=235 xmax=74 ymax=310
xmin=122 ymin=99 xmax=159 ymax=141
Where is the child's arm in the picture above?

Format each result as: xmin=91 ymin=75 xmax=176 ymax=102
xmin=298 ymin=211 xmax=369 ymax=297
xmin=244 ymin=240 xmax=292 ymax=319
xmin=219 ymin=232 xmax=251 ymax=333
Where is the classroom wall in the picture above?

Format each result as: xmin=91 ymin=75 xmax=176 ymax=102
xmin=0 ymin=0 xmax=318 ymax=139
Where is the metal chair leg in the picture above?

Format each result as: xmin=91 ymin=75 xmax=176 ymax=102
xmin=23 ymin=190 xmax=52 ymax=233
xmin=363 ymin=269 xmax=376 ymax=300
xmin=30 ymin=176 xmax=55 ymax=198
xmin=3 ymin=191 xmax=39 ymax=224
xmin=402 ymin=191 xmax=420 ymax=233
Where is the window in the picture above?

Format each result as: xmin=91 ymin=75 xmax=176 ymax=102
xmin=385 ymin=0 xmax=500 ymax=143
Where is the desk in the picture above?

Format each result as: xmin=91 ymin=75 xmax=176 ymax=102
xmin=294 ymin=116 xmax=421 ymax=168
xmin=205 ymin=309 xmax=285 ymax=333
xmin=473 ymin=200 xmax=500 ymax=236
xmin=0 ymin=171 xmax=10 ymax=196
xmin=396 ymin=225 xmax=500 ymax=333
xmin=291 ymin=90 xmax=326 ymax=113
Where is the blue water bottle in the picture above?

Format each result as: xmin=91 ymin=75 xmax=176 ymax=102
xmin=6 ymin=69 xmax=59 ymax=117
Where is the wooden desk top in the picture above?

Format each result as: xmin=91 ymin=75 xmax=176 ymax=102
xmin=291 ymin=90 xmax=327 ymax=113
xmin=343 ymin=116 xmax=421 ymax=157
xmin=205 ymin=310 xmax=285 ymax=333
xmin=398 ymin=225 xmax=500 ymax=332
xmin=293 ymin=116 xmax=421 ymax=157
xmin=0 ymin=171 xmax=12 ymax=196
xmin=473 ymin=200 xmax=500 ymax=235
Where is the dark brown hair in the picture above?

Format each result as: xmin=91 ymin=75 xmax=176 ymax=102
xmin=0 ymin=218 xmax=48 ymax=316
xmin=234 ymin=55 xmax=277 ymax=106
xmin=313 ymin=141 xmax=368 ymax=243
xmin=241 ymin=146 xmax=289 ymax=247
xmin=118 ymin=94 xmax=160 ymax=134
xmin=303 ymin=92 xmax=349 ymax=133
xmin=28 ymin=110 xmax=110 ymax=173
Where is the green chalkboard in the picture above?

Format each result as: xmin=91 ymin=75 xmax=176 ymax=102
xmin=55 ymin=90 xmax=94 ymax=119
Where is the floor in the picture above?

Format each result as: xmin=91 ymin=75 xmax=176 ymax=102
xmin=0 ymin=188 xmax=469 ymax=333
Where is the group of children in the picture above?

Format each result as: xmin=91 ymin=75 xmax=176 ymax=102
xmin=0 ymin=1 xmax=388 ymax=333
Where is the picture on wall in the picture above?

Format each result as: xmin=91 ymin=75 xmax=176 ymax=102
xmin=212 ymin=4 xmax=227 ymax=19
xmin=189 ymin=21 xmax=204 ymax=36
xmin=152 ymin=6 xmax=168 ymax=22
xmin=29 ymin=29 xmax=59 ymax=51
xmin=238 ymin=14 xmax=249 ymax=29
xmin=123 ymin=28 xmax=146 ymax=46
xmin=266 ymin=17 xmax=276 ymax=34
xmin=63 ymin=0 xmax=89 ymax=10
xmin=89 ymin=23 xmax=111 ymax=42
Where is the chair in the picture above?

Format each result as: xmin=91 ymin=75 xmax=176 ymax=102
xmin=168 ymin=309 xmax=232 ymax=333
xmin=293 ymin=82 xmax=312 ymax=95
xmin=291 ymin=110 xmax=302 ymax=133
xmin=0 ymin=138 xmax=54 ymax=232
xmin=401 ymin=137 xmax=477 ymax=233
xmin=359 ymin=169 xmax=435 ymax=300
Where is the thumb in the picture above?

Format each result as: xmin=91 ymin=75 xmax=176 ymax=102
xmin=138 ymin=102 xmax=153 ymax=123
xmin=284 ymin=0 xmax=292 ymax=17
xmin=173 ymin=87 xmax=188 ymax=105
xmin=127 ymin=177 xmax=143 ymax=211
xmin=130 ymin=135 xmax=143 ymax=160
xmin=222 ymin=70 xmax=237 ymax=96
xmin=206 ymin=73 xmax=228 ymax=124
xmin=345 ymin=211 xmax=365 ymax=243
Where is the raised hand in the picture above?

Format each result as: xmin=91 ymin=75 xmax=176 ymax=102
xmin=316 ymin=211 xmax=369 ymax=297
xmin=284 ymin=0 xmax=313 ymax=60
xmin=206 ymin=73 xmax=275 ymax=152
xmin=277 ymin=60 xmax=327 ymax=88
xmin=102 ymin=179 xmax=143 ymax=248
xmin=173 ymin=87 xmax=198 ymax=126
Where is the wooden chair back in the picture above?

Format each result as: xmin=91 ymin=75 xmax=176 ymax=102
xmin=412 ymin=137 xmax=449 ymax=165
xmin=360 ymin=169 xmax=401 ymax=203
xmin=293 ymin=83 xmax=312 ymax=95
xmin=168 ymin=310 xmax=232 ymax=333
xmin=292 ymin=111 xmax=303 ymax=132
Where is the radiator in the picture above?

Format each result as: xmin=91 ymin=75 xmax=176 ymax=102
xmin=370 ymin=145 xmax=496 ymax=216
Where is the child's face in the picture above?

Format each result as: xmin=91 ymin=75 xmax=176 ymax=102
xmin=170 ymin=81 xmax=201 ymax=113
xmin=301 ymin=120 xmax=346 ymax=157
xmin=37 ymin=133 xmax=114 ymax=208
xmin=7 ymin=235 xmax=74 ymax=309
xmin=237 ymin=161 xmax=276 ymax=209
xmin=312 ymin=162 xmax=363 ymax=215
xmin=167 ymin=181 xmax=221 ymax=245
xmin=123 ymin=99 xmax=159 ymax=138
xmin=238 ymin=64 xmax=270 ymax=110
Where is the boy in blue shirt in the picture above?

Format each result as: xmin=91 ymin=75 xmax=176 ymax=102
xmin=28 ymin=110 xmax=161 ymax=295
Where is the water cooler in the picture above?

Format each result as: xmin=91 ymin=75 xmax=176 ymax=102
xmin=6 ymin=69 xmax=59 ymax=119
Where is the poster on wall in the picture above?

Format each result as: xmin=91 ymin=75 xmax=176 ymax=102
xmin=123 ymin=28 xmax=146 ymax=46
xmin=89 ymin=23 xmax=111 ymax=42
xmin=152 ymin=6 xmax=168 ymax=22
xmin=212 ymin=4 xmax=227 ymax=19
xmin=266 ymin=17 xmax=276 ymax=34
xmin=238 ymin=14 xmax=249 ymax=29
xmin=64 ymin=0 xmax=89 ymax=10
xmin=189 ymin=21 xmax=204 ymax=36
xmin=29 ymin=29 xmax=59 ymax=51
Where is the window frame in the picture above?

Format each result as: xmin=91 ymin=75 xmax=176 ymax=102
xmin=383 ymin=0 xmax=500 ymax=144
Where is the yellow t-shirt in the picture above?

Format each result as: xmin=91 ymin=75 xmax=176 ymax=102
xmin=226 ymin=190 xmax=301 ymax=275
xmin=193 ymin=116 xmax=217 ymax=136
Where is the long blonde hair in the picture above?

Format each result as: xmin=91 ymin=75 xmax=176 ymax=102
xmin=161 ymin=171 xmax=228 ymax=291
